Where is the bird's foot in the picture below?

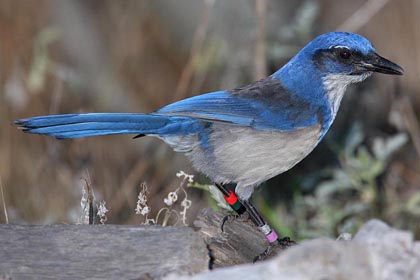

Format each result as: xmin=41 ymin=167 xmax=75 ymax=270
xmin=253 ymin=237 xmax=296 ymax=263
xmin=221 ymin=211 xmax=250 ymax=232
xmin=277 ymin=236 xmax=296 ymax=248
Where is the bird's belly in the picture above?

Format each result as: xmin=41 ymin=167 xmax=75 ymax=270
xmin=187 ymin=123 xmax=321 ymax=189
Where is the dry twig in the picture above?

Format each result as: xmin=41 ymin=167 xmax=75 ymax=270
xmin=0 ymin=174 xmax=8 ymax=224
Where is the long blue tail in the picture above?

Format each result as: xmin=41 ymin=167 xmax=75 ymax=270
xmin=14 ymin=113 xmax=198 ymax=139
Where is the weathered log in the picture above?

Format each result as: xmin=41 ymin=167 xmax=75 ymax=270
xmin=0 ymin=208 xmax=290 ymax=279
xmin=0 ymin=224 xmax=209 ymax=279
xmin=195 ymin=208 xmax=291 ymax=268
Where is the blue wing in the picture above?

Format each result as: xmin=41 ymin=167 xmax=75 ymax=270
xmin=157 ymin=77 xmax=320 ymax=131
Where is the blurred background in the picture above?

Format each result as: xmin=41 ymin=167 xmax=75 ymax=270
xmin=0 ymin=0 xmax=419 ymax=239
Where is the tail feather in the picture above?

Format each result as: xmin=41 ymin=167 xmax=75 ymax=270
xmin=14 ymin=113 xmax=197 ymax=139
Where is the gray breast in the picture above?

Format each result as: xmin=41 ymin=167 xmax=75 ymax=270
xmin=185 ymin=123 xmax=322 ymax=200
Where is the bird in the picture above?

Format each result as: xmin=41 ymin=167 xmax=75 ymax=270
xmin=15 ymin=31 xmax=403 ymax=260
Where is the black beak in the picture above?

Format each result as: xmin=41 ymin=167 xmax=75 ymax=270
xmin=361 ymin=52 xmax=404 ymax=75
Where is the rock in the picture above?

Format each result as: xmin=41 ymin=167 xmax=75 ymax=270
xmin=336 ymin=232 xmax=352 ymax=241
xmin=166 ymin=219 xmax=420 ymax=280
xmin=353 ymin=219 xmax=419 ymax=280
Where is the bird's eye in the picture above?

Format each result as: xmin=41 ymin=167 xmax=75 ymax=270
xmin=338 ymin=48 xmax=351 ymax=60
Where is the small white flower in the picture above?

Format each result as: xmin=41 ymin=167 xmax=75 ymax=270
xmin=135 ymin=204 xmax=143 ymax=215
xmin=163 ymin=198 xmax=172 ymax=206
xmin=164 ymin=191 xmax=178 ymax=206
xmin=187 ymin=176 xmax=194 ymax=183
xmin=180 ymin=198 xmax=192 ymax=226
xmin=181 ymin=198 xmax=192 ymax=209
xmin=141 ymin=205 xmax=150 ymax=216
xmin=176 ymin=170 xmax=194 ymax=183
xmin=135 ymin=182 xmax=151 ymax=215
xmin=137 ymin=192 xmax=147 ymax=205
xmin=97 ymin=201 xmax=109 ymax=224
xmin=97 ymin=201 xmax=109 ymax=215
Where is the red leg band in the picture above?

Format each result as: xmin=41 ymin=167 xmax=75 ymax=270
xmin=224 ymin=190 xmax=238 ymax=205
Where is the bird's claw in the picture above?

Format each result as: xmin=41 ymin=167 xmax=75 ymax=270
xmin=253 ymin=236 xmax=296 ymax=262
xmin=253 ymin=244 xmax=273 ymax=263
xmin=277 ymin=236 xmax=296 ymax=248
xmin=221 ymin=214 xmax=237 ymax=232
xmin=221 ymin=211 xmax=250 ymax=232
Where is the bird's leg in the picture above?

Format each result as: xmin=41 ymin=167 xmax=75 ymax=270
xmin=240 ymin=199 xmax=295 ymax=262
xmin=215 ymin=184 xmax=247 ymax=231
xmin=240 ymin=199 xmax=278 ymax=243
xmin=215 ymin=184 xmax=295 ymax=260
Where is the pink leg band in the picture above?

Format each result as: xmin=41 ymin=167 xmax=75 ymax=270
xmin=266 ymin=230 xmax=278 ymax=243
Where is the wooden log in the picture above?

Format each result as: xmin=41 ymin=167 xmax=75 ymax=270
xmin=0 ymin=224 xmax=209 ymax=279
xmin=195 ymin=208 xmax=292 ymax=268
xmin=0 ymin=209 xmax=291 ymax=279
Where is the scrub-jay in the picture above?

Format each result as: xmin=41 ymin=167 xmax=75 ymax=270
xmin=15 ymin=32 xmax=403 ymax=260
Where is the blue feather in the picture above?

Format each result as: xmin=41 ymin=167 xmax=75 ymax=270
xmin=15 ymin=113 xmax=200 ymax=139
xmin=157 ymin=87 xmax=319 ymax=131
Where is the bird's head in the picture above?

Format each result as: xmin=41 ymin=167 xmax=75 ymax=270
xmin=300 ymin=31 xmax=403 ymax=81
xmin=275 ymin=31 xmax=404 ymax=130
xmin=276 ymin=31 xmax=404 ymax=105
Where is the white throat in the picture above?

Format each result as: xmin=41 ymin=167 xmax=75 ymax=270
xmin=322 ymin=73 xmax=371 ymax=121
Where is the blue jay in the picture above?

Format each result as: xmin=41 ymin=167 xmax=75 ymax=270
xmin=15 ymin=32 xmax=403 ymax=259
